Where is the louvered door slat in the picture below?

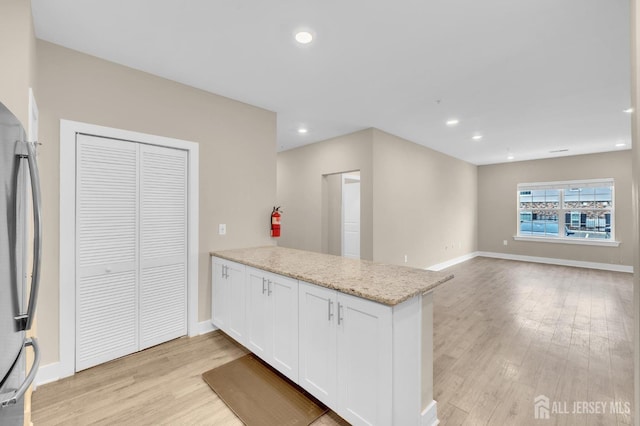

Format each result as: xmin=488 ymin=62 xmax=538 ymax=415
xmin=140 ymin=264 xmax=186 ymax=346
xmin=76 ymin=134 xmax=139 ymax=371
xmin=76 ymin=272 xmax=137 ymax=362
xmin=139 ymin=144 xmax=187 ymax=349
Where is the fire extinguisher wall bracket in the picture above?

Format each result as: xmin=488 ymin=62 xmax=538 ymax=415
xmin=271 ymin=206 xmax=282 ymax=238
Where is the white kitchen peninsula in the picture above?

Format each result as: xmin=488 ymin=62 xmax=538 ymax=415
xmin=210 ymin=246 xmax=453 ymax=426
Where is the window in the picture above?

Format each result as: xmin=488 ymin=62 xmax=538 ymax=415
xmin=516 ymin=179 xmax=615 ymax=244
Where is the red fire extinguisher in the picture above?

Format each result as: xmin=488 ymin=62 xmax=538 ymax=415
xmin=271 ymin=206 xmax=282 ymax=238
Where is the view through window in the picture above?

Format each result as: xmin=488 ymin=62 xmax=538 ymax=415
xmin=518 ymin=179 xmax=614 ymax=241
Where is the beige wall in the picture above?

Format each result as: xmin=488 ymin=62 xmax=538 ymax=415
xmin=0 ymin=0 xmax=37 ymax=126
xmin=478 ymin=151 xmax=633 ymax=266
xmin=36 ymin=41 xmax=276 ymax=365
xmin=277 ymin=128 xmax=478 ymax=268
xmin=277 ymin=129 xmax=374 ymax=260
xmin=372 ymin=129 xmax=478 ymax=268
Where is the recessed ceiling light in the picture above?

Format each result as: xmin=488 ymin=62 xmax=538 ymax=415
xmin=295 ymin=31 xmax=313 ymax=44
xmin=471 ymin=135 xmax=482 ymax=141
xmin=507 ymin=154 xmax=515 ymax=160
xmin=298 ymin=127 xmax=308 ymax=134
xmin=615 ymin=142 xmax=626 ymax=147
xmin=624 ymin=108 xmax=634 ymax=114
xmin=446 ymin=119 xmax=459 ymax=126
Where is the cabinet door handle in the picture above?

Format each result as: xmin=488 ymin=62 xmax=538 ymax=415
xmin=267 ymin=280 xmax=273 ymax=296
xmin=328 ymin=299 xmax=334 ymax=321
xmin=337 ymin=302 xmax=344 ymax=325
xmin=262 ymin=277 xmax=267 ymax=294
xmin=225 ymin=265 xmax=228 ymax=279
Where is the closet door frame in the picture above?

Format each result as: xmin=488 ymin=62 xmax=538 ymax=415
xmin=58 ymin=119 xmax=199 ymax=380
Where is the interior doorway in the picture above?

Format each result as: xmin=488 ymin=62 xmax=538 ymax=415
xmin=321 ymin=170 xmax=360 ymax=259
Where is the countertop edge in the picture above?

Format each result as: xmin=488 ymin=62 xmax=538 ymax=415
xmin=210 ymin=250 xmax=454 ymax=306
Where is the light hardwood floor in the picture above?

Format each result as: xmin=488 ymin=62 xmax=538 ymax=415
xmin=434 ymin=257 xmax=634 ymax=426
xmin=32 ymin=257 xmax=634 ymax=425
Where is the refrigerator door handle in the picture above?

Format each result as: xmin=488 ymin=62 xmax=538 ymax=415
xmin=15 ymin=142 xmax=41 ymax=332
xmin=0 ymin=338 xmax=40 ymax=408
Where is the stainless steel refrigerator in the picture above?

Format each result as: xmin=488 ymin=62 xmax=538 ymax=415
xmin=0 ymin=101 xmax=41 ymax=425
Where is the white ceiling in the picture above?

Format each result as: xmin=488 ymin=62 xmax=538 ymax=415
xmin=31 ymin=0 xmax=631 ymax=165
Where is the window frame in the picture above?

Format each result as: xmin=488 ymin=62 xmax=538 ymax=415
xmin=514 ymin=178 xmax=620 ymax=247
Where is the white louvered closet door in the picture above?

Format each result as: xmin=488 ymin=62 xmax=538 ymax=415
xmin=76 ymin=135 xmax=188 ymax=371
xmin=139 ymin=144 xmax=187 ymax=349
xmin=76 ymin=134 xmax=139 ymax=371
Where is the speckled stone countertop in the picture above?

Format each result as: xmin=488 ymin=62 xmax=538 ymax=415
xmin=210 ymin=246 xmax=453 ymax=306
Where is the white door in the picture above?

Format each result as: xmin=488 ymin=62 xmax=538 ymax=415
xmin=337 ymin=293 xmax=393 ymax=426
xmin=269 ymin=272 xmax=299 ymax=382
xmin=298 ymin=282 xmax=337 ymax=406
xmin=76 ymin=135 xmax=188 ymax=371
xmin=342 ymin=176 xmax=360 ymax=259
xmin=139 ymin=144 xmax=187 ymax=349
xmin=76 ymin=135 xmax=139 ymax=371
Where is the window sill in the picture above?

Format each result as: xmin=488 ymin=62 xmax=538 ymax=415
xmin=513 ymin=235 xmax=620 ymax=247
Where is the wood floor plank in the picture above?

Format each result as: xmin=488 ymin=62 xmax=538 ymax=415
xmin=462 ymin=378 xmax=513 ymax=426
xmin=486 ymin=382 xmax=537 ymax=426
xmin=438 ymin=402 xmax=469 ymax=426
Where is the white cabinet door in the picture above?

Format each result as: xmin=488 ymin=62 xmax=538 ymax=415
xmin=245 ymin=267 xmax=271 ymax=361
xmin=211 ymin=258 xmax=229 ymax=329
xmin=225 ymin=261 xmax=246 ymax=343
xmin=298 ymin=282 xmax=337 ymax=407
xmin=211 ymin=258 xmax=246 ymax=344
xmin=268 ymin=272 xmax=298 ymax=383
xmin=245 ymin=268 xmax=299 ymax=382
xmin=337 ymin=293 xmax=393 ymax=426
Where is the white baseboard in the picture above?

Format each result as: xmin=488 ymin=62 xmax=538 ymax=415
xmin=421 ymin=400 xmax=439 ymax=426
xmin=477 ymin=251 xmax=633 ymax=273
xmin=34 ymin=361 xmax=63 ymax=389
xmin=426 ymin=252 xmax=480 ymax=271
xmin=424 ymin=251 xmax=632 ymax=273
xmin=36 ymin=323 xmax=217 ymax=389
xmin=198 ymin=320 xmax=217 ymax=335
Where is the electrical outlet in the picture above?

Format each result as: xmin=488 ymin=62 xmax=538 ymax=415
xmin=219 ymin=224 xmax=226 ymax=235
xmin=404 ymin=254 xmax=408 ymax=263
xmin=503 ymin=239 xmax=508 ymax=246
